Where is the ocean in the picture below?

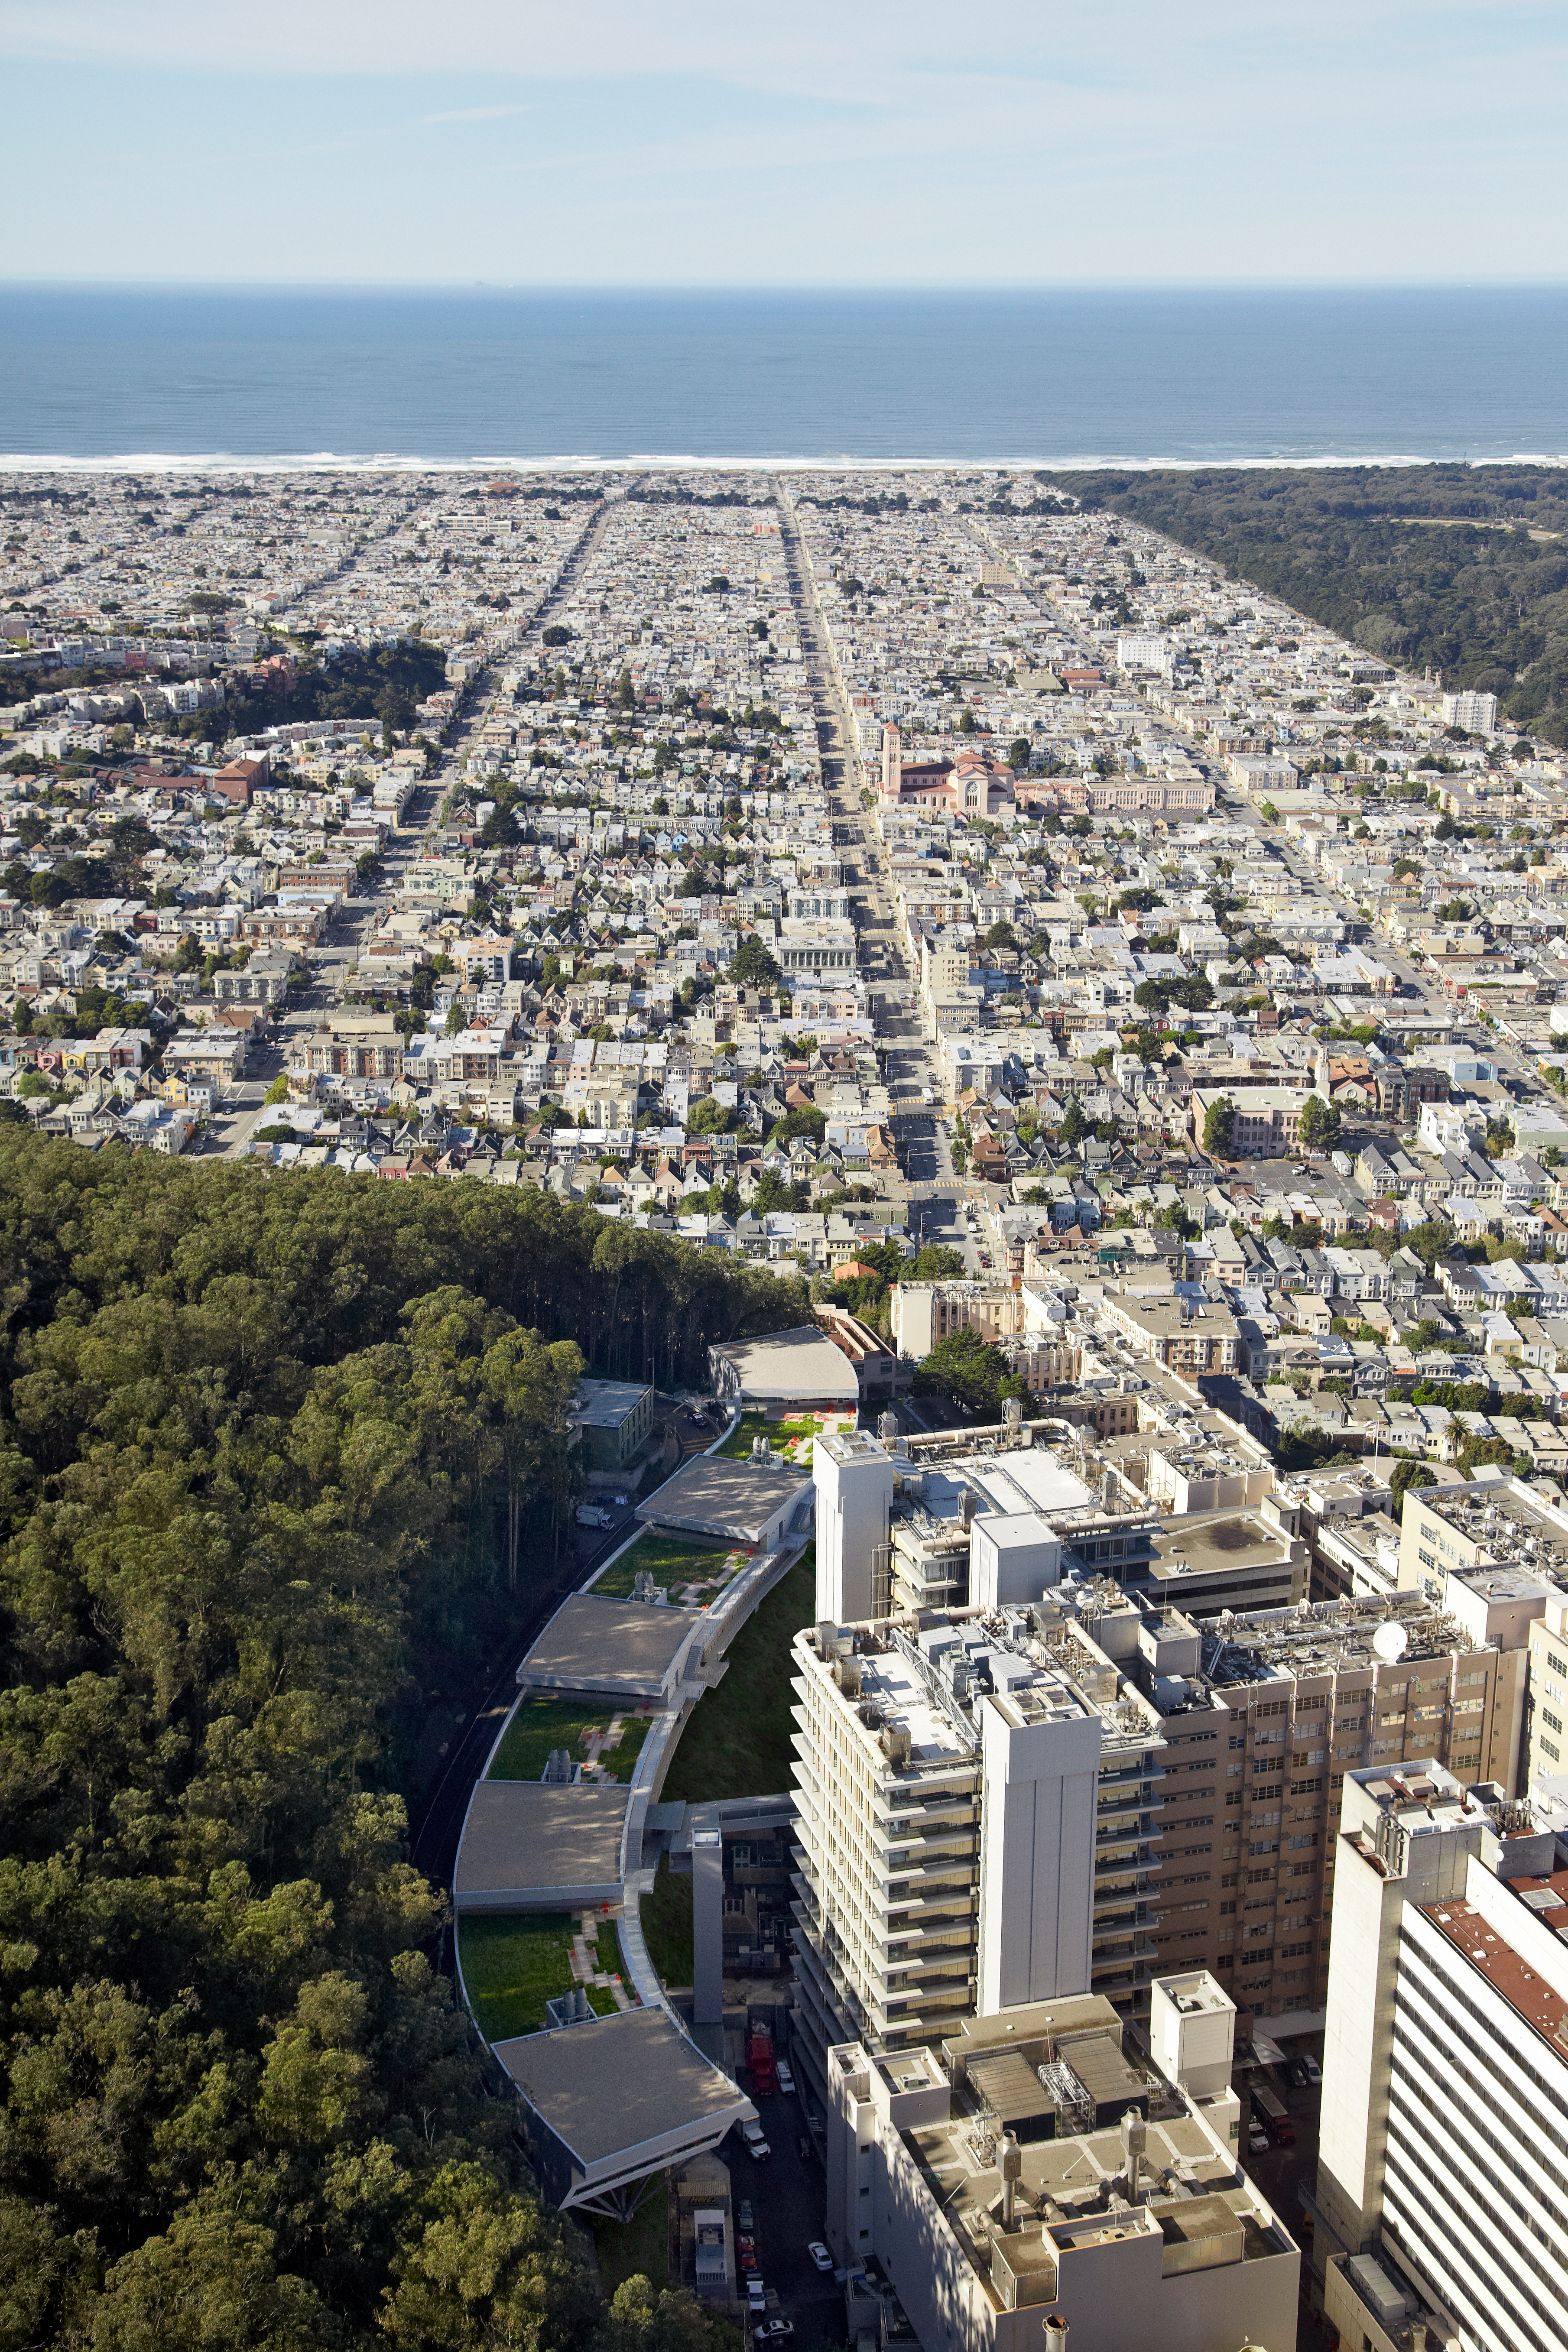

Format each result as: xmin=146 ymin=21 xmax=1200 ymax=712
xmin=1 ymin=284 xmax=1565 ymax=471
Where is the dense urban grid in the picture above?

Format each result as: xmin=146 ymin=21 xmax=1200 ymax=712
xmin=7 ymin=465 xmax=1568 ymax=2352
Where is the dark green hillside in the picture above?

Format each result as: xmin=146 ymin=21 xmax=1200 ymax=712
xmin=0 ymin=1137 xmax=805 ymax=2347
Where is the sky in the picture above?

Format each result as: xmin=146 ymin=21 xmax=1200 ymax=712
xmin=2 ymin=0 xmax=1565 ymax=285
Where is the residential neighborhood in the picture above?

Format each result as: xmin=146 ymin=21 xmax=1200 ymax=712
xmin=4 ymin=464 xmax=1568 ymax=1471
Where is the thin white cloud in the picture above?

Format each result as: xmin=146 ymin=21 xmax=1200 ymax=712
xmin=420 ymin=102 xmax=530 ymax=123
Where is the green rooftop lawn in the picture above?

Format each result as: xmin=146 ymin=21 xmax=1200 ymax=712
xmin=658 ymin=1544 xmax=815 ymax=1805
xmin=487 ymin=1694 xmax=653 ymax=1784
xmin=458 ymin=1913 xmax=575 ymax=2041
xmin=459 ymin=1913 xmax=622 ymax=2043
xmin=714 ymin=1410 xmax=822 ymax=1460
xmin=593 ymin=1526 xmax=746 ymax=1603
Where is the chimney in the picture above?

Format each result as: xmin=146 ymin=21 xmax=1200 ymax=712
xmin=1000 ymin=2135 xmax=1022 ymax=2230
xmin=1120 ymin=2109 xmax=1147 ymax=2205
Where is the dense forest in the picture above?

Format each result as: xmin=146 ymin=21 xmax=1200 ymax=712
xmin=0 ymin=1138 xmax=805 ymax=2347
xmin=1048 ymin=464 xmax=1568 ymax=747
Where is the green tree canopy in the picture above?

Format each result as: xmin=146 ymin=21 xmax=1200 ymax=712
xmin=912 ymin=1325 xmax=1029 ymax=1417
xmin=1202 ymin=1095 xmax=1235 ymax=1155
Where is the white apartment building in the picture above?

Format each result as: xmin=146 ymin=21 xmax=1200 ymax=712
xmin=822 ymin=1977 xmax=1299 ymax=2352
xmin=789 ymin=1603 xmax=1167 ymax=2099
xmin=1312 ymin=1761 xmax=1568 ymax=2352
xmin=1440 ymin=689 xmax=1498 ymax=734
xmin=1114 ymin=631 xmax=1174 ymax=678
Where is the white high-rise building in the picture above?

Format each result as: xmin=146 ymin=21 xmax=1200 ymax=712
xmin=1311 ymin=1759 xmax=1568 ymax=2352
xmin=1440 ymin=688 xmax=1498 ymax=733
xmin=813 ymin=1428 xmax=896 ymax=1622
xmin=789 ymin=1604 xmax=1165 ymax=2099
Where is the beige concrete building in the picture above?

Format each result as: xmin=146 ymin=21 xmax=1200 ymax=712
xmin=1048 ymin=1579 xmax=1523 ymax=2023
xmin=890 ymin=1280 xmax=1028 ymax=1361
xmin=1097 ymin=1292 xmax=1240 ymax=1377
xmin=823 ymin=1983 xmax=1299 ymax=2352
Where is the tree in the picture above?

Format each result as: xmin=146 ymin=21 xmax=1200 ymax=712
xmin=687 ymin=1095 xmax=734 ymax=1134
xmin=1389 ymin=1456 xmax=1436 ymax=1515
xmin=1202 ymin=1095 xmax=1236 ymax=1156
xmin=1170 ymin=974 xmax=1213 ymax=1012
xmin=984 ymin=920 xmax=1020 ymax=954
xmin=1059 ymin=1097 xmax=1088 ymax=1150
xmin=729 ymin=935 xmax=781 ymax=990
xmin=264 ymin=1074 xmax=289 ymax=1105
xmin=912 ymin=1325 xmax=1014 ymax=1414
xmin=1298 ymin=1093 xmax=1342 ymax=1152
xmin=914 ymin=1244 xmax=965 ymax=1279
xmin=1008 ymin=737 xmax=1031 ymax=770
xmin=542 ymin=623 xmax=574 ymax=647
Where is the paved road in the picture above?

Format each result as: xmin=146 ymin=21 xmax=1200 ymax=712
xmin=722 ymin=2095 xmax=843 ymax=2345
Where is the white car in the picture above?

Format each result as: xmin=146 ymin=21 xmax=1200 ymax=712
xmin=776 ymin=2062 xmax=795 ymax=2094
xmin=807 ymin=2242 xmax=834 ymax=2273
xmin=747 ymin=2281 xmax=767 ymax=2310
xmin=741 ymin=2122 xmax=771 ymax=2161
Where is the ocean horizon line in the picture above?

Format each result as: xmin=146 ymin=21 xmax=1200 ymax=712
xmin=3 ymin=449 xmax=1566 ymax=476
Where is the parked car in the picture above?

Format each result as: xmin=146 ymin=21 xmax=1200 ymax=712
xmin=739 ymin=2251 xmax=759 ymax=2273
xmin=741 ymin=2122 xmax=771 ymax=2161
xmin=797 ymin=2135 xmax=813 ymax=2163
xmin=747 ymin=2281 xmax=767 ymax=2311
xmin=753 ymin=2322 xmax=793 ymax=2343
xmin=807 ymin=2242 xmax=834 ymax=2273
xmin=1247 ymin=2123 xmax=1270 ymax=2155
xmin=776 ymin=2062 xmax=795 ymax=2095
xmin=737 ymin=2201 xmax=754 ymax=2232
xmin=1301 ymin=2054 xmax=1322 ymax=2087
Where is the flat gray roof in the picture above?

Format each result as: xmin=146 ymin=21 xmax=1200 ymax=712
xmin=711 ymin=1324 xmax=859 ymax=1404
xmin=520 ymin=1593 xmax=696 ymax=1694
xmin=454 ymin=1779 xmax=630 ymax=1909
xmin=495 ymin=2005 xmax=749 ymax=2166
xmin=571 ymin=1379 xmax=653 ymax=1428
xmin=639 ymin=1453 xmax=812 ymax=1544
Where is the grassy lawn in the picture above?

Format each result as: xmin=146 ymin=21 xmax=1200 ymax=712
xmin=459 ymin=1913 xmax=623 ymax=2041
xmin=658 ymin=1545 xmax=815 ymax=1805
xmin=593 ymin=2173 xmax=669 ymax=2296
xmin=640 ymin=1853 xmax=694 ymax=1987
xmin=487 ymin=1695 xmax=654 ymax=1783
xmin=593 ymin=1917 xmax=627 ymax=1986
xmin=594 ymin=1527 xmax=745 ymax=1604
xmin=458 ymin=1912 xmax=579 ymax=2042
xmin=714 ymin=1410 xmax=823 ymax=1460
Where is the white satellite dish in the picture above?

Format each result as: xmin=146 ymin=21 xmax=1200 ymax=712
xmin=1372 ymin=1620 xmax=1409 ymax=1664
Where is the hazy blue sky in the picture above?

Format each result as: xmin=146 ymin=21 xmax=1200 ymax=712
xmin=2 ymin=0 xmax=1563 ymax=284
